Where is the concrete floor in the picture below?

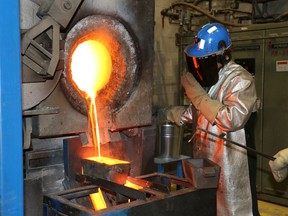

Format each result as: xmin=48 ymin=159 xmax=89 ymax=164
xmin=258 ymin=200 xmax=288 ymax=216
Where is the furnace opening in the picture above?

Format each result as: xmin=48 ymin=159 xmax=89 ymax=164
xmin=62 ymin=14 xmax=141 ymax=123
xmin=62 ymin=14 xmax=142 ymax=153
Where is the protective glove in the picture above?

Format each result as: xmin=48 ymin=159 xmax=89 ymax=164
xmin=269 ymin=148 xmax=288 ymax=182
xmin=166 ymin=106 xmax=185 ymax=126
xmin=181 ymin=72 xmax=223 ymax=124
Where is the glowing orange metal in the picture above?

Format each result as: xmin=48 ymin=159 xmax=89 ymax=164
xmin=124 ymin=180 xmax=143 ymax=190
xmin=87 ymin=157 xmax=131 ymax=209
xmin=70 ymin=39 xmax=112 ymax=157
xmin=71 ymin=40 xmax=112 ymax=98
xmin=90 ymin=188 xmax=107 ymax=210
xmin=86 ymin=156 xmax=130 ymax=165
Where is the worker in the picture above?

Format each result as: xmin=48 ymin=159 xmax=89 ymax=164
xmin=269 ymin=148 xmax=288 ymax=182
xmin=167 ymin=22 xmax=260 ymax=216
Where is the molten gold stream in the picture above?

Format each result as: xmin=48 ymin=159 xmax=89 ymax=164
xmin=71 ymin=39 xmax=112 ymax=157
xmin=71 ymin=40 xmax=138 ymax=209
xmin=89 ymin=100 xmax=101 ymax=157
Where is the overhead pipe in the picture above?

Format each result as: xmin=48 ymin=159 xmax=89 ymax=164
xmin=170 ymin=1 xmax=252 ymax=27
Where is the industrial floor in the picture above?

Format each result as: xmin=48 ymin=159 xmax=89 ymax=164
xmin=258 ymin=200 xmax=288 ymax=216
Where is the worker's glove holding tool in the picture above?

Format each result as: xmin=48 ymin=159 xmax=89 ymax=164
xmin=181 ymin=72 xmax=223 ymax=123
xmin=269 ymin=148 xmax=288 ymax=182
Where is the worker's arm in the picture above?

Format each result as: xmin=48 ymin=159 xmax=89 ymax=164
xmin=269 ymin=148 xmax=288 ymax=182
xmin=181 ymin=72 xmax=223 ymax=124
xmin=181 ymin=70 xmax=259 ymax=131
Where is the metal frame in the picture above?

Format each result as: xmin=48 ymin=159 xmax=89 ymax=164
xmin=44 ymin=174 xmax=217 ymax=216
xmin=0 ymin=1 xmax=23 ymax=216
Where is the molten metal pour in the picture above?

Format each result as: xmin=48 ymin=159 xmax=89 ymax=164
xmin=71 ymin=40 xmax=117 ymax=209
xmin=71 ymin=39 xmax=112 ymax=157
xmin=48 ymin=10 xmax=217 ymax=215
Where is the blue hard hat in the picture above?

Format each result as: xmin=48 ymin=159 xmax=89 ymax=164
xmin=185 ymin=22 xmax=232 ymax=57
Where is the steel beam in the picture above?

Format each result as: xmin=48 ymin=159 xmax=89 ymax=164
xmin=0 ymin=1 xmax=23 ymax=216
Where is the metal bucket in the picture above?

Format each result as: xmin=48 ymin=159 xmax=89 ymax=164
xmin=158 ymin=123 xmax=183 ymax=159
xmin=182 ymin=158 xmax=221 ymax=189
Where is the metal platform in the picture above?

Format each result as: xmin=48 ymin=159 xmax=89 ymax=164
xmin=43 ymin=173 xmax=217 ymax=216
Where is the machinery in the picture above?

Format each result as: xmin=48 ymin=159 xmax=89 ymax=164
xmin=0 ymin=0 xmax=286 ymax=216
xmin=21 ymin=1 xmax=219 ymax=215
xmin=22 ymin=0 xmax=156 ymax=215
xmin=21 ymin=0 xmax=153 ymax=149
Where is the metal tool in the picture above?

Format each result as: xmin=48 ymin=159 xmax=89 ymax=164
xmin=196 ymin=127 xmax=276 ymax=161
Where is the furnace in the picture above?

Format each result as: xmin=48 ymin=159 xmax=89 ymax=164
xmin=20 ymin=1 xmax=219 ymax=215
xmin=61 ymin=14 xmax=144 ymax=144
xmin=22 ymin=1 xmax=155 ymax=215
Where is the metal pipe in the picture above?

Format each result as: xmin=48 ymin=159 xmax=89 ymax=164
xmin=170 ymin=2 xmax=278 ymax=28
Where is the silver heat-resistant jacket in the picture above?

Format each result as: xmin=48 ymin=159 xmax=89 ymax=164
xmin=181 ymin=61 xmax=260 ymax=216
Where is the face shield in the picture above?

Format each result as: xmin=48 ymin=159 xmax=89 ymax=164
xmin=184 ymin=22 xmax=232 ymax=87
xmin=185 ymin=53 xmax=219 ymax=87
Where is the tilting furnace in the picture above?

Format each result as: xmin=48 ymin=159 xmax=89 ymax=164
xmin=20 ymin=1 xmax=218 ymax=215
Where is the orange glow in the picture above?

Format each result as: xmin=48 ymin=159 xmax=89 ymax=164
xmin=88 ymin=100 xmax=101 ymax=157
xmin=86 ymin=156 xmax=130 ymax=165
xmin=124 ymin=180 xmax=143 ymax=190
xmin=71 ymin=39 xmax=112 ymax=157
xmin=90 ymin=188 xmax=106 ymax=210
xmin=192 ymin=57 xmax=203 ymax=81
xmin=71 ymin=40 xmax=112 ymax=98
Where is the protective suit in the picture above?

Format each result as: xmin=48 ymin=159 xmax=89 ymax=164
xmin=167 ymin=23 xmax=260 ymax=216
